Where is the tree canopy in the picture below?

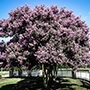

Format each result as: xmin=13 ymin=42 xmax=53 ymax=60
xmin=0 ymin=5 xmax=90 ymax=69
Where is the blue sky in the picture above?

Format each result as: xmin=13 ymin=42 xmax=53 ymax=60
xmin=0 ymin=0 xmax=90 ymax=42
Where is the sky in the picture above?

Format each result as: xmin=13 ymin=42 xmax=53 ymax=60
xmin=0 ymin=0 xmax=90 ymax=42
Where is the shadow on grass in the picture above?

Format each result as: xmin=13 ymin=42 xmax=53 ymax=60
xmin=80 ymin=79 xmax=90 ymax=89
xmin=0 ymin=77 xmax=44 ymax=90
xmin=0 ymin=77 xmax=90 ymax=90
xmin=0 ymin=84 xmax=15 ymax=90
xmin=48 ymin=77 xmax=78 ymax=90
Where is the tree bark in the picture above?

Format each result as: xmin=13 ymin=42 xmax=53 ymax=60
xmin=72 ymin=70 xmax=76 ymax=78
xmin=42 ymin=64 xmax=50 ymax=88
xmin=9 ymin=67 xmax=14 ymax=77
xmin=18 ymin=68 xmax=22 ymax=77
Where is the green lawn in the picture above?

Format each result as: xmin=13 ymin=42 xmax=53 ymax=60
xmin=61 ymin=78 xmax=87 ymax=90
xmin=0 ymin=77 xmax=90 ymax=90
xmin=0 ymin=78 xmax=23 ymax=88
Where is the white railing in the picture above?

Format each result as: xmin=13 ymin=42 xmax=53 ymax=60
xmin=0 ymin=69 xmax=90 ymax=81
xmin=76 ymin=71 xmax=90 ymax=80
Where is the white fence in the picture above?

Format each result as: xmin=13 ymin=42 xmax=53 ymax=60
xmin=56 ymin=70 xmax=90 ymax=80
xmin=1 ymin=69 xmax=90 ymax=80
xmin=30 ymin=70 xmax=90 ymax=80
xmin=76 ymin=70 xmax=90 ymax=80
xmin=25 ymin=69 xmax=90 ymax=80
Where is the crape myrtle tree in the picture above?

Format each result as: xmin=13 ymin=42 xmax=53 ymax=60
xmin=0 ymin=40 xmax=7 ymax=68
xmin=0 ymin=40 xmax=22 ymax=76
xmin=0 ymin=5 xmax=90 ymax=85
xmin=0 ymin=36 xmax=38 ymax=76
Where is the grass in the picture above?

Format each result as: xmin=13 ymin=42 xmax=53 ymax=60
xmin=0 ymin=77 xmax=43 ymax=90
xmin=0 ymin=77 xmax=90 ymax=90
xmin=61 ymin=78 xmax=87 ymax=90
xmin=0 ymin=78 xmax=23 ymax=88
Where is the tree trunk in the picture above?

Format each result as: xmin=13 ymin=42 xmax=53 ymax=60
xmin=72 ymin=70 xmax=76 ymax=78
xmin=9 ymin=67 xmax=14 ymax=77
xmin=42 ymin=64 xmax=47 ymax=87
xmin=42 ymin=64 xmax=50 ymax=88
xmin=18 ymin=68 xmax=22 ymax=77
xmin=42 ymin=64 xmax=56 ymax=89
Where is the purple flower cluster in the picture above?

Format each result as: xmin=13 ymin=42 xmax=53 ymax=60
xmin=0 ymin=5 xmax=90 ymax=69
